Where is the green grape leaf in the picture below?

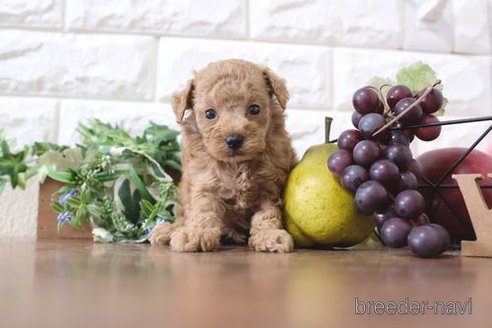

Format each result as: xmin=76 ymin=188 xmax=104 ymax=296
xmin=367 ymin=76 xmax=396 ymax=100
xmin=396 ymin=61 xmax=442 ymax=94
xmin=368 ymin=76 xmax=395 ymax=88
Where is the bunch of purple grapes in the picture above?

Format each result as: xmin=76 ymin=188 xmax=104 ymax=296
xmin=328 ymin=84 xmax=450 ymax=258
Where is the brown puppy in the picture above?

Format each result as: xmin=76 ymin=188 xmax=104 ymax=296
xmin=150 ymin=59 xmax=296 ymax=252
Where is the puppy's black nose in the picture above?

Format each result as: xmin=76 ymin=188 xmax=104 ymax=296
xmin=225 ymin=134 xmax=244 ymax=150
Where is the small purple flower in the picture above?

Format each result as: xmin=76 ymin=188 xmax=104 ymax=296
xmin=57 ymin=211 xmax=72 ymax=224
xmin=143 ymin=225 xmax=154 ymax=235
xmin=59 ymin=189 xmax=78 ymax=205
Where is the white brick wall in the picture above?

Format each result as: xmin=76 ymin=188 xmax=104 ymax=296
xmin=0 ymin=0 xmax=491 ymax=236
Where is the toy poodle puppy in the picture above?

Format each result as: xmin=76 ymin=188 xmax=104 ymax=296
xmin=150 ymin=59 xmax=296 ymax=252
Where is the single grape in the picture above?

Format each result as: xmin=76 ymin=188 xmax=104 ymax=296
xmin=394 ymin=122 xmax=415 ymax=143
xmin=358 ymin=113 xmax=386 ymax=139
xmin=380 ymin=217 xmax=412 ymax=248
xmin=354 ymin=180 xmax=388 ymax=215
xmin=412 ymin=213 xmax=431 ymax=226
xmin=337 ymin=129 xmax=362 ymax=151
xmin=407 ymin=159 xmax=423 ymax=181
xmin=327 ymin=149 xmax=353 ymax=176
xmin=352 ymin=140 xmax=382 ymax=167
xmin=369 ymin=159 xmax=400 ymax=188
xmin=417 ymin=88 xmax=443 ymax=114
xmin=352 ymin=87 xmax=383 ymax=115
xmin=415 ymin=115 xmax=441 ymax=141
xmin=387 ymin=130 xmax=411 ymax=146
xmin=386 ymin=85 xmax=412 ymax=108
xmin=351 ymin=111 xmax=363 ymax=129
xmin=373 ymin=207 xmax=397 ymax=228
xmin=340 ymin=165 xmax=369 ymax=193
xmin=399 ymin=170 xmax=418 ymax=190
xmin=394 ymin=97 xmax=423 ymax=124
xmin=385 ymin=143 xmax=413 ymax=170
xmin=394 ymin=190 xmax=426 ymax=219
xmin=428 ymin=223 xmax=451 ymax=252
xmin=407 ymin=225 xmax=446 ymax=258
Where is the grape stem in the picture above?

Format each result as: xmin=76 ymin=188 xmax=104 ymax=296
xmin=371 ymin=80 xmax=442 ymax=138
xmin=378 ymin=83 xmax=393 ymax=116
xmin=325 ymin=116 xmax=333 ymax=143
xmin=366 ymin=85 xmax=391 ymax=114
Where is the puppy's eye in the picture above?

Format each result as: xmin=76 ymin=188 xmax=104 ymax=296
xmin=205 ymin=109 xmax=217 ymax=120
xmin=247 ymin=104 xmax=260 ymax=115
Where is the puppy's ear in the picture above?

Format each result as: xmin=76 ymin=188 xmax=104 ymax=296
xmin=263 ymin=67 xmax=289 ymax=110
xmin=171 ymin=79 xmax=194 ymax=124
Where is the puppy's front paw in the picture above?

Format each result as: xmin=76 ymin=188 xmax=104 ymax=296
xmin=248 ymin=229 xmax=294 ymax=253
xmin=170 ymin=227 xmax=221 ymax=252
xmin=149 ymin=223 xmax=174 ymax=246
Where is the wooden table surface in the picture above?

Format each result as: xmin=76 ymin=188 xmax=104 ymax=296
xmin=0 ymin=238 xmax=490 ymax=328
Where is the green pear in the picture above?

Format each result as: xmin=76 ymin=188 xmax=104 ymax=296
xmin=283 ymin=143 xmax=374 ymax=248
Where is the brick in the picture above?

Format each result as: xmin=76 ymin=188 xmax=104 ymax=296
xmin=58 ymin=100 xmax=179 ymax=145
xmin=0 ymin=30 xmax=156 ymax=100
xmin=403 ymin=0 xmax=454 ymax=53
xmin=0 ymin=0 xmax=62 ymax=28
xmin=332 ymin=48 xmax=491 ymax=117
xmin=0 ymin=97 xmax=58 ymax=149
xmin=490 ymin=0 xmax=492 ymax=47
xmin=0 ymin=177 xmax=38 ymax=238
xmin=250 ymin=0 xmax=403 ymax=48
xmin=66 ymin=0 xmax=247 ymax=38
xmin=157 ymin=38 xmax=331 ymax=109
xmin=453 ymin=0 xmax=491 ymax=54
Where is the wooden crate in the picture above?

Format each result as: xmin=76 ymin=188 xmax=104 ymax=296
xmin=37 ymin=178 xmax=92 ymax=239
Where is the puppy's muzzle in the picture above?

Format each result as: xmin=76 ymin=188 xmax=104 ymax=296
xmin=225 ymin=134 xmax=244 ymax=151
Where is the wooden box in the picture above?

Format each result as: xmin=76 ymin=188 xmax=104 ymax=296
xmin=37 ymin=178 xmax=92 ymax=239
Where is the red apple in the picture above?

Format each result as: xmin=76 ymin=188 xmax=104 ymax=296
xmin=417 ymin=147 xmax=492 ymax=242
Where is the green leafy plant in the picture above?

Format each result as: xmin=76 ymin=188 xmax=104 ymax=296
xmin=0 ymin=131 xmax=33 ymax=193
xmin=0 ymin=120 xmax=181 ymax=242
